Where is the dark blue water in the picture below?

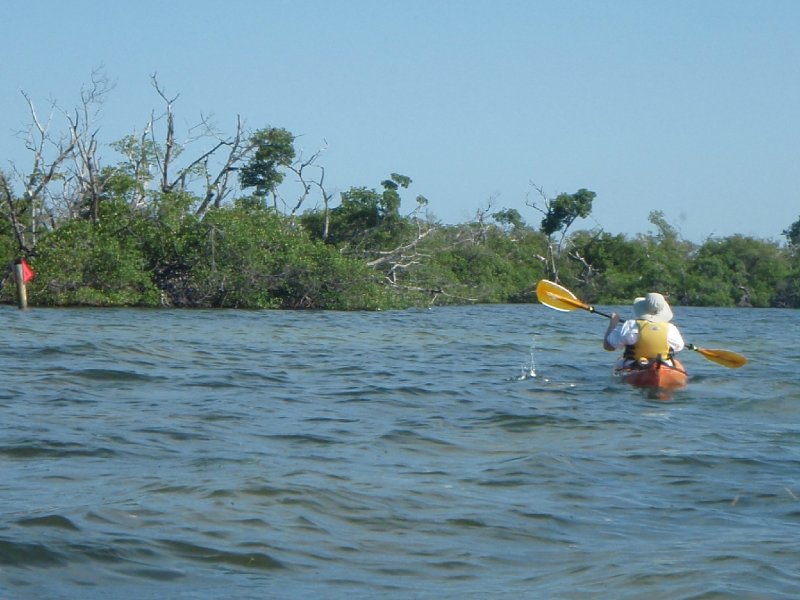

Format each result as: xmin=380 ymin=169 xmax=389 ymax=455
xmin=1 ymin=304 xmax=798 ymax=599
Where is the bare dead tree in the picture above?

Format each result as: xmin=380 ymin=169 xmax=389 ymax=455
xmin=374 ymin=230 xmax=480 ymax=305
xmin=148 ymin=75 xmax=181 ymax=194
xmin=568 ymin=248 xmax=595 ymax=281
xmin=526 ymin=182 xmax=597 ymax=283
xmin=566 ymin=227 xmax=607 ymax=287
xmin=15 ymin=91 xmax=78 ymax=247
xmin=526 ymin=183 xmax=561 ymax=281
xmin=145 ymin=76 xmax=296 ymax=220
xmin=366 ymin=222 xmax=436 ymax=270
xmin=312 ymin=164 xmax=334 ymax=240
xmin=63 ymin=70 xmax=113 ymax=222
xmin=195 ymin=115 xmax=253 ymax=218
xmin=6 ymin=72 xmax=337 ymax=257
xmin=0 ymin=173 xmax=30 ymax=254
xmin=2 ymin=69 xmax=114 ymax=250
xmin=285 ymin=144 xmax=328 ymax=218
xmin=361 ymin=199 xmax=442 ymax=304
xmin=471 ymin=195 xmax=500 ymax=244
xmin=146 ymin=75 xmax=226 ymax=199
xmin=111 ymin=124 xmax=155 ymax=209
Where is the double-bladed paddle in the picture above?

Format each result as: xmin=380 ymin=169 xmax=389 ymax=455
xmin=535 ymin=279 xmax=747 ymax=369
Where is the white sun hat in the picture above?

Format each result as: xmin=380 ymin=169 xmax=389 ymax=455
xmin=633 ymin=293 xmax=673 ymax=323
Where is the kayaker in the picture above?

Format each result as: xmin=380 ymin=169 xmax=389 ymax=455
xmin=603 ymin=292 xmax=685 ymax=367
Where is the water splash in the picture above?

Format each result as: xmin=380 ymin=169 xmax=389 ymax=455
xmin=515 ymin=337 xmax=541 ymax=380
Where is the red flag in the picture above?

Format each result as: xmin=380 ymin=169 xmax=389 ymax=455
xmin=20 ymin=258 xmax=35 ymax=284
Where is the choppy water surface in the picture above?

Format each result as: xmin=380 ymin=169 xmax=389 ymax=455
xmin=1 ymin=304 xmax=799 ymax=599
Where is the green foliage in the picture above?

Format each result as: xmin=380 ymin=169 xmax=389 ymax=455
xmin=0 ymin=220 xmax=20 ymax=272
xmin=492 ymin=208 xmax=526 ymax=231
xmin=535 ymin=188 xmax=597 ymax=281
xmin=0 ymin=186 xmax=394 ymax=309
xmin=783 ymin=215 xmax=800 ymax=248
xmin=632 ymin=211 xmax=694 ymax=297
xmin=123 ymin=192 xmax=208 ymax=305
xmin=239 ymin=127 xmax=296 ymax=199
xmin=155 ymin=204 xmax=392 ymax=309
xmin=391 ymin=223 xmax=548 ymax=305
xmin=557 ymin=213 xmax=797 ymax=310
xmin=7 ymin=83 xmax=800 ymax=311
xmin=568 ymin=231 xmax=650 ymax=302
xmin=326 ymin=186 xmax=384 ymax=245
xmin=4 ymin=191 xmax=800 ymax=309
xmin=29 ymin=203 xmax=161 ymax=306
xmin=3 ymin=180 xmax=799 ymax=310
xmin=540 ymin=188 xmax=596 ymax=236
xmin=560 ymin=211 xmax=695 ymax=303
xmin=100 ymin=165 xmax=144 ymax=204
xmin=3 ymin=104 xmax=800 ymax=310
xmin=684 ymin=235 xmax=789 ymax=307
xmin=773 ymin=255 xmax=800 ymax=307
xmin=302 ymin=173 xmax=414 ymax=253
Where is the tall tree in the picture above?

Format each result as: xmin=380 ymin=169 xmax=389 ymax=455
xmin=238 ymin=127 xmax=296 ymax=204
xmin=527 ymin=185 xmax=596 ymax=281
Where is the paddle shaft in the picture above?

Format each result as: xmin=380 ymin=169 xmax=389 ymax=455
xmin=584 ymin=305 xmax=614 ymax=319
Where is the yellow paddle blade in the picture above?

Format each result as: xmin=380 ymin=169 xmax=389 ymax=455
xmin=536 ymin=280 xmax=590 ymax=312
xmin=690 ymin=346 xmax=747 ymax=369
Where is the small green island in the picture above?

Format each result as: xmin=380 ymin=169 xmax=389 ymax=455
xmin=3 ymin=77 xmax=799 ymax=310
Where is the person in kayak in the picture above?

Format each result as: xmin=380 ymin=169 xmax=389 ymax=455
xmin=603 ymin=292 xmax=685 ymax=367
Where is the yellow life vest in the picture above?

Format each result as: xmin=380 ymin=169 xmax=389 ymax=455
xmin=624 ymin=319 xmax=671 ymax=361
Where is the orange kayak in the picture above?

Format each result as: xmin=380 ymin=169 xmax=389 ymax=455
xmin=616 ymin=358 xmax=688 ymax=391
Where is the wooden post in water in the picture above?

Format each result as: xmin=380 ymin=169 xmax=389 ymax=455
xmin=13 ymin=259 xmax=28 ymax=310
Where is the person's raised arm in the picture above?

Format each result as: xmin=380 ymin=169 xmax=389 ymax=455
xmin=603 ymin=313 xmax=621 ymax=351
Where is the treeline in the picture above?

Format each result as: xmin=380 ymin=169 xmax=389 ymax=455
xmin=1 ymin=76 xmax=798 ymax=310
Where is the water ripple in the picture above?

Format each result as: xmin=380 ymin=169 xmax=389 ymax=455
xmin=0 ymin=305 xmax=798 ymax=599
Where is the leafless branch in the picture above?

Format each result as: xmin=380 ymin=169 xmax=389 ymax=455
xmin=525 ymin=182 xmax=551 ymax=217
xmin=366 ymin=224 xmax=436 ymax=268
xmin=0 ymin=173 xmax=30 ymax=253
xmin=149 ymin=74 xmax=181 ymax=194
xmin=286 ymin=143 xmax=328 ymax=217
xmin=312 ymin=163 xmax=334 ymax=240
xmin=195 ymin=116 xmax=252 ymax=217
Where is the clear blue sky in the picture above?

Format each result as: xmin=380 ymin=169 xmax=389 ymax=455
xmin=2 ymin=0 xmax=798 ymax=243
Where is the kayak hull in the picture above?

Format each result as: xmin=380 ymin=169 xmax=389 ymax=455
xmin=616 ymin=358 xmax=688 ymax=390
